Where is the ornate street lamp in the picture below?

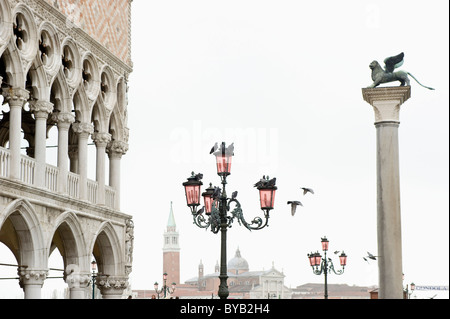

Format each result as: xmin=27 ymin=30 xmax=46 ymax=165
xmin=154 ymin=272 xmax=176 ymax=299
xmin=91 ymin=259 xmax=97 ymax=299
xmin=307 ymin=236 xmax=347 ymax=299
xmin=182 ymin=142 xmax=278 ymax=299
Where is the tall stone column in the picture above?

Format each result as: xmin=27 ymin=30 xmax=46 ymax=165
xmin=18 ymin=267 xmax=47 ymax=299
xmin=72 ymin=122 xmax=94 ymax=200
xmin=30 ymin=101 xmax=53 ymax=188
xmin=93 ymin=132 xmax=111 ymax=205
xmin=362 ymin=86 xmax=411 ymax=299
xmin=107 ymin=141 xmax=128 ymax=210
xmin=52 ymin=112 xmax=75 ymax=194
xmin=2 ymin=88 xmax=29 ymax=180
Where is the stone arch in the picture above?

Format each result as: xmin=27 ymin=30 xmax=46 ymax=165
xmin=48 ymin=212 xmax=90 ymax=274
xmin=81 ymin=51 xmax=100 ymax=102
xmin=25 ymin=59 xmax=49 ymax=101
xmin=37 ymin=21 xmax=61 ymax=78
xmin=0 ymin=199 xmax=46 ymax=270
xmin=0 ymin=42 xmax=26 ymax=88
xmin=73 ymin=82 xmax=90 ymax=123
xmin=91 ymin=101 xmax=109 ymax=134
xmin=98 ymin=64 xmax=116 ymax=111
xmin=60 ymin=36 xmax=81 ymax=89
xmin=49 ymin=70 xmax=74 ymax=120
xmin=0 ymin=0 xmax=13 ymax=53
xmin=12 ymin=2 xmax=39 ymax=64
xmin=91 ymin=221 xmax=124 ymax=277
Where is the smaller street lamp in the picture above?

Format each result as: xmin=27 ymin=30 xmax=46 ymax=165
xmin=91 ymin=259 xmax=97 ymax=299
xmin=307 ymin=236 xmax=347 ymax=299
xmin=154 ymin=272 xmax=176 ymax=299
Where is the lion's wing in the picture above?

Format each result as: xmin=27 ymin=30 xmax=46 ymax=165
xmin=384 ymin=52 xmax=404 ymax=73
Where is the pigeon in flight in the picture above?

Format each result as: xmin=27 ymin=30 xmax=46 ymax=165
xmin=226 ymin=142 xmax=234 ymax=156
xmin=301 ymin=187 xmax=314 ymax=195
xmin=287 ymin=200 xmax=303 ymax=216
xmin=366 ymin=252 xmax=379 ymax=260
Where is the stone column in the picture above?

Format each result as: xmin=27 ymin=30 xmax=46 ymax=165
xmin=92 ymin=132 xmax=111 ymax=205
xmin=2 ymin=88 xmax=29 ymax=180
xmin=65 ymin=271 xmax=91 ymax=299
xmin=107 ymin=141 xmax=128 ymax=210
xmin=52 ymin=112 xmax=75 ymax=194
xmin=72 ymin=122 xmax=94 ymax=200
xmin=29 ymin=101 xmax=53 ymax=188
xmin=362 ymin=86 xmax=411 ymax=299
xmin=18 ymin=267 xmax=47 ymax=299
xmin=96 ymin=275 xmax=128 ymax=299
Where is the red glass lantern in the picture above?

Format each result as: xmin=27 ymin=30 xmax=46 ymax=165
xmin=410 ymin=283 xmax=415 ymax=291
xmin=91 ymin=259 xmax=97 ymax=273
xmin=308 ymin=253 xmax=316 ymax=266
xmin=183 ymin=172 xmax=203 ymax=207
xmin=321 ymin=237 xmax=329 ymax=251
xmin=215 ymin=145 xmax=232 ymax=176
xmin=257 ymin=184 xmax=277 ymax=211
xmin=314 ymin=252 xmax=322 ymax=266
xmin=154 ymin=282 xmax=159 ymax=290
xmin=339 ymin=252 xmax=347 ymax=267
xmin=202 ymin=183 xmax=217 ymax=215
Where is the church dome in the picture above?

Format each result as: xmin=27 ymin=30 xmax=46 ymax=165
xmin=227 ymin=248 xmax=249 ymax=271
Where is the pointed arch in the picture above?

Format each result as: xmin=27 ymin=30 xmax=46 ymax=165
xmin=48 ymin=211 xmax=90 ymax=273
xmin=91 ymin=221 xmax=124 ymax=277
xmin=0 ymin=198 xmax=46 ymax=269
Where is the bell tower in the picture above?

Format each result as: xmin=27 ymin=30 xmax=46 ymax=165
xmin=163 ymin=202 xmax=180 ymax=286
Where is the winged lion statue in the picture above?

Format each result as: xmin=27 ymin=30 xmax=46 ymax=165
xmin=367 ymin=52 xmax=434 ymax=90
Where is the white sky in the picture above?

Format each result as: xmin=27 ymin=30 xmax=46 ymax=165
xmin=1 ymin=0 xmax=448 ymax=299
xmin=123 ymin=0 xmax=449 ymax=297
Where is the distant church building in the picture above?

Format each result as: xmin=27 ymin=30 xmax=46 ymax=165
xmin=185 ymin=248 xmax=292 ymax=299
xmin=139 ymin=204 xmax=291 ymax=299
xmin=0 ymin=0 xmax=133 ymax=299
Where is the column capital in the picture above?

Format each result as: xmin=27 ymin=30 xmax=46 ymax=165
xmin=93 ymin=132 xmax=112 ymax=147
xmin=29 ymin=100 xmax=54 ymax=119
xmin=362 ymin=86 xmax=411 ymax=123
xmin=72 ymin=122 xmax=94 ymax=136
xmin=18 ymin=267 xmax=48 ymax=288
xmin=2 ymin=87 xmax=30 ymax=107
xmin=52 ymin=112 xmax=75 ymax=129
xmin=107 ymin=140 xmax=129 ymax=157
xmin=65 ymin=271 xmax=91 ymax=289
xmin=96 ymin=275 xmax=129 ymax=297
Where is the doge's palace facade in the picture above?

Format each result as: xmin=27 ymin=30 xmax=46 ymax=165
xmin=0 ymin=0 xmax=133 ymax=298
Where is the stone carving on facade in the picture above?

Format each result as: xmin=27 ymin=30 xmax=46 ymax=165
xmin=125 ymin=218 xmax=134 ymax=274
xmin=96 ymin=275 xmax=129 ymax=296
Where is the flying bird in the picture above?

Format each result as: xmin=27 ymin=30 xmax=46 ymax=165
xmin=334 ymin=251 xmax=340 ymax=255
xmin=209 ymin=142 xmax=218 ymax=154
xmin=367 ymin=252 xmax=378 ymax=260
xmin=301 ymin=187 xmax=314 ymax=195
xmin=287 ymin=201 xmax=303 ymax=216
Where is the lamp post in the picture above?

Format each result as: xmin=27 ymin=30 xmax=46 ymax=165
xmin=402 ymin=273 xmax=415 ymax=299
xmin=91 ymin=259 xmax=97 ymax=299
xmin=182 ymin=142 xmax=278 ymax=299
xmin=307 ymin=236 xmax=347 ymax=299
xmin=154 ymin=272 xmax=176 ymax=299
